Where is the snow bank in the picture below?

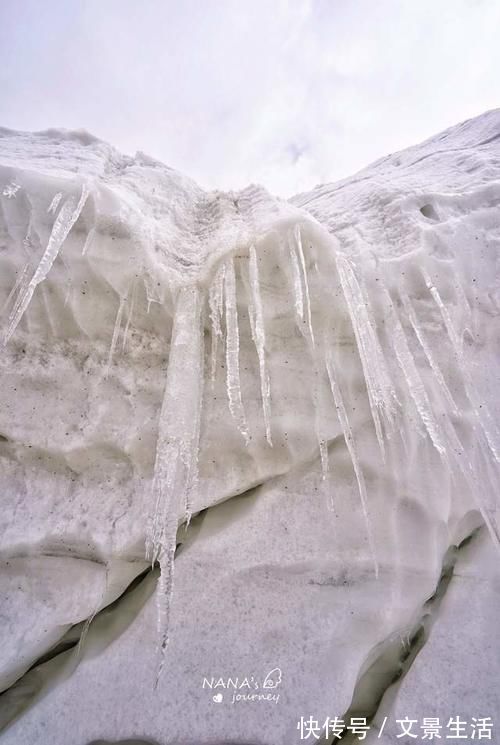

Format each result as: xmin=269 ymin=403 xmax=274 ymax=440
xmin=0 ymin=111 xmax=499 ymax=744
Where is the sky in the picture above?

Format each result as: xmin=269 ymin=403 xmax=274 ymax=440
xmin=1 ymin=0 xmax=499 ymax=197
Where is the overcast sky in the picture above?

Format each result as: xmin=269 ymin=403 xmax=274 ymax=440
xmin=1 ymin=0 xmax=499 ymax=197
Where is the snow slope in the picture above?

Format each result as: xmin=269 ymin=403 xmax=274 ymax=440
xmin=0 ymin=110 xmax=499 ymax=744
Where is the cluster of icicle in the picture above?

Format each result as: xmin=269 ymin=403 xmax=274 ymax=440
xmin=2 ymin=185 xmax=500 ymax=684
xmin=2 ymin=185 xmax=90 ymax=345
xmin=143 ymin=232 xmax=500 ymax=683
xmin=144 ymin=244 xmax=277 ymax=682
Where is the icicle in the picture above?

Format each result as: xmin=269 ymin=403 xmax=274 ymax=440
xmin=335 ymin=254 xmax=398 ymax=460
xmin=399 ymin=289 xmax=459 ymax=417
xmin=421 ymin=268 xmax=462 ymax=354
xmin=406 ymin=269 xmax=500 ymax=546
xmin=23 ymin=219 xmax=35 ymax=252
xmin=3 ymin=183 xmax=89 ymax=345
xmin=465 ymin=377 xmax=500 ymax=465
xmin=287 ymin=233 xmax=304 ymax=322
xmin=224 ymin=257 xmax=250 ymax=446
xmin=104 ymin=294 xmax=126 ymax=378
xmin=154 ymin=542 xmax=176 ymax=684
xmin=293 ymin=224 xmax=315 ymax=346
xmin=56 ymin=251 xmax=73 ymax=309
xmin=286 ymin=225 xmax=315 ymax=346
xmin=325 ymin=347 xmax=379 ymax=578
xmin=0 ymin=264 xmax=29 ymax=319
xmin=247 ymin=245 xmax=272 ymax=445
xmin=208 ymin=262 xmax=225 ymax=387
xmin=121 ymin=280 xmax=137 ymax=353
xmin=82 ymin=226 xmax=95 ymax=256
xmin=422 ymin=267 xmax=500 ymax=463
xmin=311 ymin=362 xmax=329 ymax=480
xmin=47 ymin=192 xmax=63 ymax=214
xmin=146 ymin=285 xmax=205 ymax=680
xmin=64 ymin=282 xmax=72 ymax=308
xmin=383 ymin=289 xmax=446 ymax=456
xmin=185 ymin=304 xmax=205 ymax=527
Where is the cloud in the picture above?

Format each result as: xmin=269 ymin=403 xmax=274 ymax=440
xmin=0 ymin=0 xmax=499 ymax=196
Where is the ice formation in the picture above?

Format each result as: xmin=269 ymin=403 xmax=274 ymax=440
xmin=223 ymin=256 xmax=250 ymax=447
xmin=0 ymin=111 xmax=499 ymax=743
xmin=3 ymin=184 xmax=89 ymax=345
xmin=247 ymin=244 xmax=272 ymax=446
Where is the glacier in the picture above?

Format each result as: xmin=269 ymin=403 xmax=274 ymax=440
xmin=0 ymin=110 xmax=499 ymax=744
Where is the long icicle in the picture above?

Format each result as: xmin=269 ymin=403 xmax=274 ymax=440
xmin=224 ymin=257 xmax=250 ymax=446
xmin=47 ymin=192 xmax=63 ymax=214
xmin=421 ymin=268 xmax=463 ymax=353
xmin=121 ymin=279 xmax=138 ymax=353
xmin=422 ymin=267 xmax=500 ymax=462
xmin=289 ymin=226 xmax=324 ymax=468
xmin=314 ymin=368 xmax=330 ymax=481
xmin=104 ymin=294 xmax=126 ymax=378
xmin=293 ymin=224 xmax=315 ymax=346
xmin=247 ymin=245 xmax=272 ymax=445
xmin=146 ymin=285 xmax=204 ymax=682
xmin=399 ymin=288 xmax=459 ymax=417
xmin=325 ymin=347 xmax=379 ymax=578
xmin=287 ymin=232 xmax=304 ymax=324
xmin=0 ymin=263 xmax=29 ymax=319
xmin=382 ymin=288 xmax=446 ymax=456
xmin=3 ymin=183 xmax=90 ymax=345
xmin=336 ymin=254 xmax=398 ymax=460
xmin=185 ymin=302 xmax=205 ymax=527
xmin=147 ymin=286 xmax=204 ymax=560
xmin=401 ymin=278 xmax=500 ymax=545
xmin=208 ymin=262 xmax=225 ymax=387
xmin=407 ymin=270 xmax=500 ymax=547
xmin=82 ymin=226 xmax=95 ymax=256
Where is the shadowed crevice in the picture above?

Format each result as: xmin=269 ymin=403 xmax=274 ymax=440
xmin=0 ymin=507 xmax=212 ymax=735
xmin=0 ymin=565 xmax=157 ymax=735
xmin=318 ymin=525 xmax=483 ymax=744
